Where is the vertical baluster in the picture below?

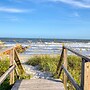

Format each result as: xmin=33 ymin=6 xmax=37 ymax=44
xmin=81 ymin=58 xmax=85 ymax=90
xmin=84 ymin=61 xmax=90 ymax=90
xmin=56 ymin=47 xmax=64 ymax=75
xmin=63 ymin=48 xmax=67 ymax=90
xmin=10 ymin=48 xmax=14 ymax=85
xmin=56 ymin=44 xmax=64 ymax=76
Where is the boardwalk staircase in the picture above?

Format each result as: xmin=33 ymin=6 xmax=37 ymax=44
xmin=0 ymin=45 xmax=90 ymax=90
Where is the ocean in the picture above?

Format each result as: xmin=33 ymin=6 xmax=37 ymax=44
xmin=0 ymin=38 xmax=90 ymax=56
xmin=0 ymin=38 xmax=90 ymax=43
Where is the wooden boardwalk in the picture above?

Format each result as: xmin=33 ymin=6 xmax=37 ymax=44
xmin=11 ymin=79 xmax=64 ymax=90
xmin=1 ymin=45 xmax=90 ymax=90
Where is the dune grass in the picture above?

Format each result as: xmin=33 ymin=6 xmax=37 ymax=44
xmin=26 ymin=55 xmax=82 ymax=90
xmin=0 ymin=54 xmax=82 ymax=90
xmin=0 ymin=56 xmax=11 ymax=90
xmin=0 ymin=55 xmax=31 ymax=90
xmin=26 ymin=55 xmax=60 ymax=75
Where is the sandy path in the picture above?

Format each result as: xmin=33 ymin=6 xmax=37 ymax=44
xmin=19 ymin=54 xmax=53 ymax=79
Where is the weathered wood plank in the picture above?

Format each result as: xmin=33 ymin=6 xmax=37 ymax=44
xmin=84 ymin=62 xmax=90 ymax=90
xmin=14 ymin=49 xmax=25 ymax=74
xmin=64 ymin=46 xmax=90 ymax=62
xmin=63 ymin=48 xmax=67 ymax=90
xmin=80 ymin=58 xmax=85 ymax=90
xmin=11 ymin=79 xmax=64 ymax=90
xmin=0 ymin=65 xmax=16 ymax=85
xmin=10 ymin=48 xmax=15 ymax=85
xmin=62 ymin=65 xmax=81 ymax=90
xmin=56 ymin=47 xmax=64 ymax=75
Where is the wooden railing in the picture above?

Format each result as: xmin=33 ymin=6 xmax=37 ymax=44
xmin=0 ymin=47 xmax=25 ymax=85
xmin=56 ymin=45 xmax=90 ymax=90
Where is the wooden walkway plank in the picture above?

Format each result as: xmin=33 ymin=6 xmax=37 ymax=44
xmin=11 ymin=79 xmax=64 ymax=90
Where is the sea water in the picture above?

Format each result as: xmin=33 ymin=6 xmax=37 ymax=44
xmin=1 ymin=38 xmax=90 ymax=56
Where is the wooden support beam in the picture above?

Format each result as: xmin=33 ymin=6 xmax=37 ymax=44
xmin=84 ymin=62 xmax=90 ymax=90
xmin=63 ymin=48 xmax=67 ymax=90
xmin=62 ymin=65 xmax=81 ymax=90
xmin=14 ymin=49 xmax=25 ymax=75
xmin=80 ymin=58 xmax=85 ymax=90
xmin=0 ymin=65 xmax=16 ymax=85
xmin=10 ymin=48 xmax=15 ymax=85
xmin=64 ymin=46 xmax=90 ymax=62
xmin=56 ymin=47 xmax=64 ymax=75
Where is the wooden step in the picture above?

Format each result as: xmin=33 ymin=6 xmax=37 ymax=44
xmin=11 ymin=79 xmax=64 ymax=90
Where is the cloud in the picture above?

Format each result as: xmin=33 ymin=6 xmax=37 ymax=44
xmin=50 ymin=0 xmax=90 ymax=8
xmin=9 ymin=0 xmax=90 ymax=8
xmin=0 ymin=7 xmax=28 ymax=13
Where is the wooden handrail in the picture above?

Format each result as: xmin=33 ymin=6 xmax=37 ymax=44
xmin=0 ymin=47 xmax=13 ymax=55
xmin=0 ymin=65 xmax=16 ymax=85
xmin=14 ymin=49 xmax=25 ymax=74
xmin=0 ymin=46 xmax=25 ymax=86
xmin=64 ymin=46 xmax=90 ymax=62
xmin=56 ymin=45 xmax=90 ymax=90
xmin=61 ymin=65 xmax=81 ymax=90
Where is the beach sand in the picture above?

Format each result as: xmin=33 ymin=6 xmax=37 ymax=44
xmin=19 ymin=54 xmax=53 ymax=79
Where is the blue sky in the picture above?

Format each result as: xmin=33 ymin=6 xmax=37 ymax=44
xmin=0 ymin=0 xmax=90 ymax=39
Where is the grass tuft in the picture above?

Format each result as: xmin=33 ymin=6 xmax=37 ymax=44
xmin=26 ymin=55 xmax=81 ymax=90
xmin=26 ymin=55 xmax=60 ymax=75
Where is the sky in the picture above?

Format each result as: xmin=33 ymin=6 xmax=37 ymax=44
xmin=0 ymin=0 xmax=90 ymax=39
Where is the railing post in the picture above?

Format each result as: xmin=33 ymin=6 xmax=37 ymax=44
xmin=14 ymin=49 xmax=25 ymax=75
xmin=81 ymin=58 xmax=85 ymax=90
xmin=84 ymin=62 xmax=90 ymax=90
xmin=56 ymin=47 xmax=64 ymax=75
xmin=63 ymin=47 xmax=67 ymax=90
xmin=10 ymin=48 xmax=14 ymax=85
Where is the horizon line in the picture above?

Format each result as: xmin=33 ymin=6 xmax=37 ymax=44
xmin=0 ymin=37 xmax=90 ymax=40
